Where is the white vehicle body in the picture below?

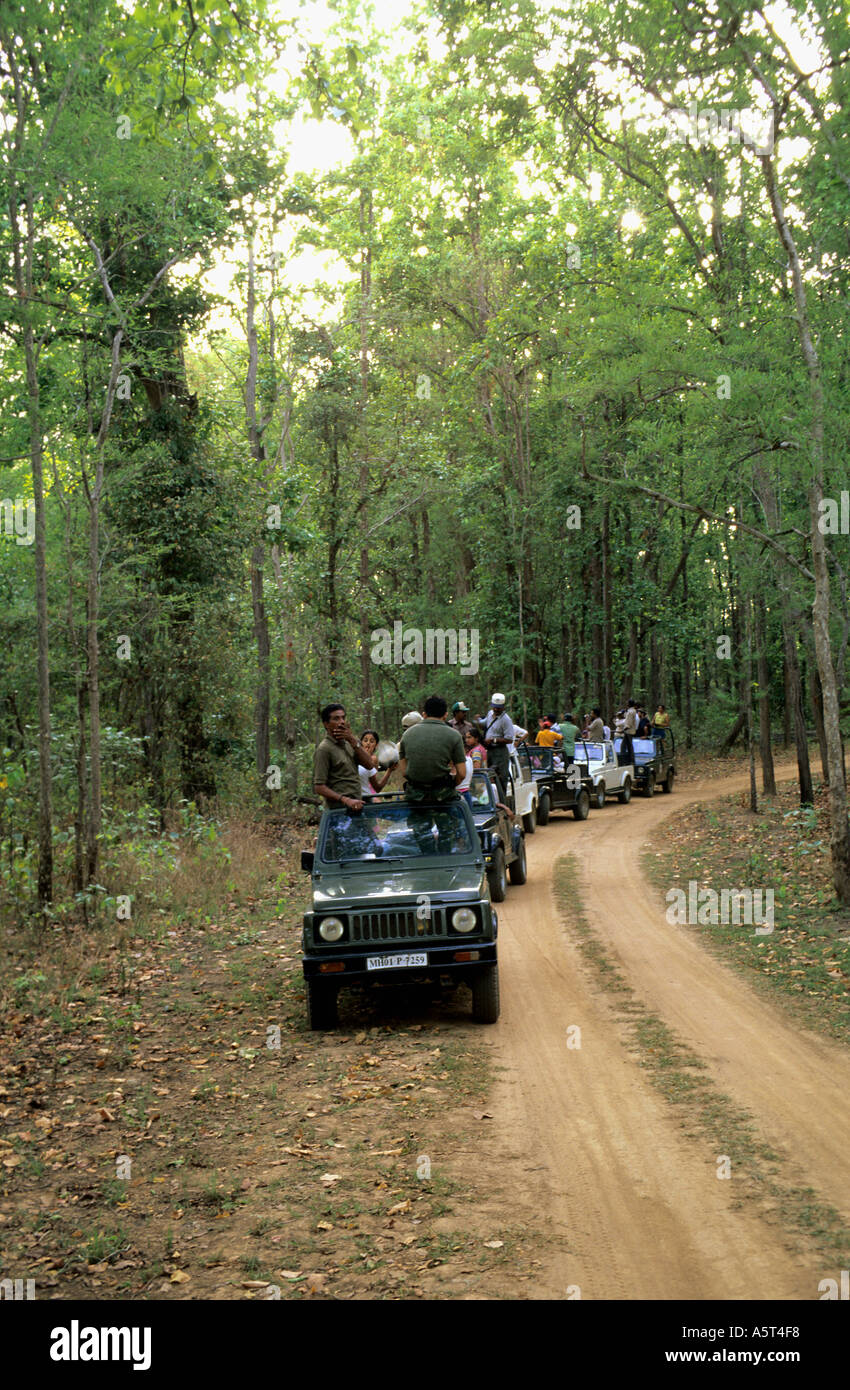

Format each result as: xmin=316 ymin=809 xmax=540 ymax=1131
xmin=571 ymin=740 xmax=634 ymax=806
xmin=506 ymin=748 xmax=540 ymax=833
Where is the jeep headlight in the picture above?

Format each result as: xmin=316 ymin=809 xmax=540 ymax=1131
xmin=451 ymin=907 xmax=476 ymax=933
xmin=318 ymin=916 xmax=344 ymax=942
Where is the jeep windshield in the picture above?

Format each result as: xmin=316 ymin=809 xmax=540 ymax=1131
xmin=614 ymin=737 xmax=655 ymax=762
xmin=469 ymin=773 xmax=496 ymax=810
xmin=525 ymin=748 xmax=553 ymax=771
xmin=572 ymin=743 xmax=603 ymax=762
xmin=319 ymin=801 xmax=475 ymax=864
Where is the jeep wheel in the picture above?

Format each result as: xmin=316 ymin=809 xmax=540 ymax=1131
xmin=618 ymin=777 xmax=632 ymax=804
xmin=644 ymin=773 xmax=655 ymax=798
xmin=522 ymin=805 xmax=537 ymax=835
xmin=471 ymin=964 xmax=500 ymax=1023
xmin=487 ymin=847 xmax=508 ymax=902
xmin=593 ymin=780 xmax=607 ymax=810
xmin=508 ymin=836 xmax=527 ymax=885
xmin=536 ymin=791 xmax=551 ymax=825
xmin=306 ymin=978 xmax=338 ymax=1030
xmin=662 ymin=768 xmax=675 ymax=794
xmin=573 ymin=787 xmax=590 ymax=820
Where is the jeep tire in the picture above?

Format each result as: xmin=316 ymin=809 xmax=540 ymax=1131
xmin=306 ymin=979 xmax=338 ymax=1030
xmin=536 ymin=791 xmax=551 ymax=825
xmin=593 ymin=780 xmax=607 ymax=810
xmin=618 ymin=777 xmax=632 ymax=804
xmin=471 ymin=964 xmax=500 ymax=1023
xmin=508 ymin=836 xmax=527 ymax=885
xmin=488 ymin=846 xmax=508 ymax=902
xmin=663 ymin=767 xmax=675 ymax=794
xmin=522 ymin=805 xmax=537 ymax=835
xmin=573 ymin=787 xmax=590 ymax=820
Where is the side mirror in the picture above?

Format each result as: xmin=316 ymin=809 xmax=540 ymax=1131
xmin=301 ymin=850 xmax=315 ymax=872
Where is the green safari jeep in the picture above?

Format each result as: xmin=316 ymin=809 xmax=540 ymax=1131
xmin=300 ymin=793 xmax=500 ymax=1030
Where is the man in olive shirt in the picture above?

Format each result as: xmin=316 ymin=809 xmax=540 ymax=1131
xmin=398 ymin=695 xmax=466 ymax=801
xmin=556 ymin=713 xmax=581 ymax=767
xmin=313 ymin=702 xmax=377 ymax=811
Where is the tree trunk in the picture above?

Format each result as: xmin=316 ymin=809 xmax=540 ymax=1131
xmin=28 ymin=338 xmax=53 ymax=907
xmin=620 ymin=619 xmax=638 ymax=707
xmin=650 ymin=630 xmax=661 ymax=716
xmin=762 ymin=150 xmax=850 ymax=900
xmin=809 ymin=663 xmax=829 ymax=785
xmin=602 ymin=502 xmax=614 ymax=718
xmin=358 ymin=185 xmax=373 ymax=724
xmin=251 ymin=542 xmax=271 ymax=792
xmin=243 ymin=234 xmax=272 ymax=795
xmin=53 ymin=461 xmax=87 ymax=893
xmin=140 ymin=674 xmax=166 ymax=816
xmin=745 ymin=596 xmax=758 ymax=812
xmin=784 ymin=620 xmax=813 ymax=805
xmin=14 ymin=231 xmax=52 ymax=904
xmin=755 ymin=597 xmax=776 ymax=795
xmin=85 ymin=464 xmax=102 ymax=883
xmin=720 ymin=709 xmax=747 ymax=753
xmin=754 ymin=465 xmax=813 ymax=804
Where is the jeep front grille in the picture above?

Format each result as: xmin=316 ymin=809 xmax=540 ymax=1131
xmin=347 ymin=909 xmax=446 ymax=943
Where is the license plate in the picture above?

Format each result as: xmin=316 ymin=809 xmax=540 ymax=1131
xmin=366 ymin=952 xmax=427 ymax=972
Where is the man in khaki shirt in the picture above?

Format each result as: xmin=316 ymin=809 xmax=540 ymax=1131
xmin=313 ymin=703 xmax=377 ymax=811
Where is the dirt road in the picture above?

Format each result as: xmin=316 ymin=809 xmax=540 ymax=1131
xmin=483 ymin=765 xmax=849 ymax=1299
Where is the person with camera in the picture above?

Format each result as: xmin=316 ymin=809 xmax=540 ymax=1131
xmin=357 ymin=729 xmax=396 ymax=799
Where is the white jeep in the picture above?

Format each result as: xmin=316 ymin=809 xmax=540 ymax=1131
xmin=504 ymin=747 xmax=540 ymax=834
xmin=571 ymin=740 xmax=634 ymax=809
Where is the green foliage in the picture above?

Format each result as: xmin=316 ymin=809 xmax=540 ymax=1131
xmin=2 ymin=0 xmax=849 ymax=916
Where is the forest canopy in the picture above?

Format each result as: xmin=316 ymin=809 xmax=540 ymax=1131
xmin=3 ymin=0 xmax=850 ymax=911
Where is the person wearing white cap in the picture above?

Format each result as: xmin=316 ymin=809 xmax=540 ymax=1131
xmin=395 ymin=710 xmax=423 ymax=759
xmin=482 ymin=692 xmax=514 ymax=799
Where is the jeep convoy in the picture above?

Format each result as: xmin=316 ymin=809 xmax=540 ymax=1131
xmin=300 ymin=727 xmax=676 ymax=1029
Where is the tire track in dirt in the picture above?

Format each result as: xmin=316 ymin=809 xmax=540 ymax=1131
xmin=481 ymin=764 xmax=843 ymax=1299
xmin=579 ymin=766 xmax=850 ymax=1222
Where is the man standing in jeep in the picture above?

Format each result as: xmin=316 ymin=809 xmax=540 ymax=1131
xmin=398 ymin=694 xmax=467 ymax=801
xmin=313 ymin=702 xmax=378 ymax=811
xmin=483 ymin=692 xmax=515 ymax=801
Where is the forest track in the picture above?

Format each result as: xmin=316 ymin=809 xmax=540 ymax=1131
xmin=484 ymin=762 xmax=848 ymax=1299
